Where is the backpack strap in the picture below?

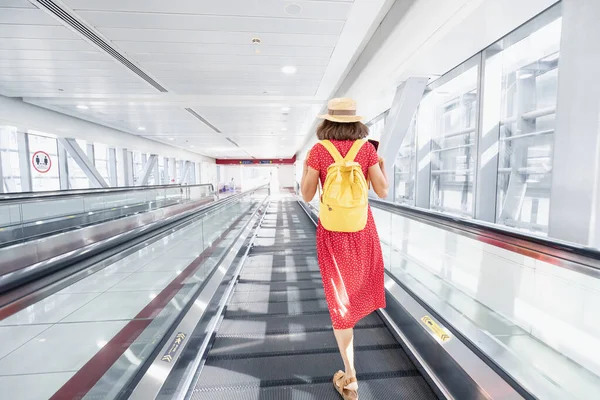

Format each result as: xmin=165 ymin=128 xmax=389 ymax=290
xmin=320 ymin=140 xmax=344 ymax=163
xmin=344 ymin=140 xmax=366 ymax=162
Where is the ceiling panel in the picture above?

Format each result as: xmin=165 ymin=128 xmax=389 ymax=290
xmin=65 ymin=0 xmax=352 ymax=20
xmin=0 ymin=25 xmax=78 ymax=39
xmin=99 ymin=28 xmax=339 ymax=47
xmin=0 ymin=68 xmax=136 ymax=77
xmin=0 ymin=50 xmax=108 ymax=61
xmin=0 ymin=8 xmax=61 ymax=25
xmin=131 ymin=53 xmax=331 ymax=66
xmin=0 ymin=0 xmax=391 ymax=160
xmin=167 ymin=85 xmax=317 ymax=97
xmin=0 ymin=0 xmax=36 ymax=8
xmin=117 ymin=42 xmax=333 ymax=58
xmin=0 ymin=60 xmax=124 ymax=69
xmin=0 ymin=38 xmax=96 ymax=51
xmin=75 ymin=11 xmax=345 ymax=35
xmin=146 ymin=63 xmax=327 ymax=75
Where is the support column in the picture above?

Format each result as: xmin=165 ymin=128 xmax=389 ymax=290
xmin=126 ymin=151 xmax=134 ymax=186
xmin=16 ymin=131 xmax=32 ymax=192
xmin=179 ymin=161 xmax=191 ymax=184
xmin=549 ymin=0 xmax=600 ymax=247
xmin=57 ymin=143 xmax=69 ymax=190
xmin=153 ymin=160 xmax=159 ymax=185
xmin=138 ymin=155 xmax=158 ymax=186
xmin=379 ymin=77 xmax=428 ymax=201
xmin=163 ymin=157 xmax=170 ymax=184
xmin=86 ymin=143 xmax=95 ymax=165
xmin=0 ymin=147 xmax=4 ymax=193
xmin=116 ymin=148 xmax=132 ymax=187
xmin=169 ymin=158 xmax=177 ymax=184
xmin=58 ymin=138 xmax=109 ymax=188
xmin=108 ymin=148 xmax=117 ymax=187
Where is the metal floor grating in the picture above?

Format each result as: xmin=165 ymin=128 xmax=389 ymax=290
xmin=191 ymin=200 xmax=439 ymax=399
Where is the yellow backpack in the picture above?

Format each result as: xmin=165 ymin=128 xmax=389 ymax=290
xmin=319 ymin=140 xmax=369 ymax=232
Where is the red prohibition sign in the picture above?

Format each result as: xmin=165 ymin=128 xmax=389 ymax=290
xmin=32 ymin=151 xmax=52 ymax=174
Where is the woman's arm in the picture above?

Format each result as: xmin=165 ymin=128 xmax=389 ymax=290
xmin=300 ymin=156 xmax=320 ymax=203
xmin=368 ymin=157 xmax=389 ymax=199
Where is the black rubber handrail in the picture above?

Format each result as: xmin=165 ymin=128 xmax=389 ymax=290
xmin=0 ymin=183 xmax=214 ymax=203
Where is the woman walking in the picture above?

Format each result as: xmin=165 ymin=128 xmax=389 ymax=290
xmin=300 ymin=98 xmax=389 ymax=400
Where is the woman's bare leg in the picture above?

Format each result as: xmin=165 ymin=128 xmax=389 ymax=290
xmin=333 ymin=328 xmax=358 ymax=389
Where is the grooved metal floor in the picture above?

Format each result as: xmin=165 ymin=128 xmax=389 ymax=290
xmin=191 ymin=201 xmax=438 ymax=399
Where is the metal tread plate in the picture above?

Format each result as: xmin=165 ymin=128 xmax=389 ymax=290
xmin=217 ymin=313 xmax=384 ymax=337
xmin=225 ymin=298 xmax=329 ymax=317
xmin=229 ymin=287 xmax=325 ymax=304
xmin=209 ymin=327 xmax=397 ymax=357
xmin=243 ymin=255 xmax=319 ymax=268
xmin=235 ymin=280 xmax=324 ymax=292
xmin=190 ymin=201 xmax=437 ymax=400
xmin=191 ymin=375 xmax=436 ymax=400
xmin=195 ymin=348 xmax=419 ymax=390
xmin=239 ymin=271 xmax=322 ymax=282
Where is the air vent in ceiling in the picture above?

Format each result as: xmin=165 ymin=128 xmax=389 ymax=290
xmin=185 ymin=108 xmax=221 ymax=133
xmin=33 ymin=0 xmax=168 ymax=93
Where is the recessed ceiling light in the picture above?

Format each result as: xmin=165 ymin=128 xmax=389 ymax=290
xmin=282 ymin=66 xmax=297 ymax=75
xmin=281 ymin=107 xmax=291 ymax=113
xmin=285 ymin=4 xmax=302 ymax=15
xmin=281 ymin=128 xmax=288 ymax=131
xmin=138 ymin=126 xmax=146 ymax=131
xmin=77 ymin=105 xmax=89 ymax=110
xmin=169 ymin=137 xmax=174 ymax=141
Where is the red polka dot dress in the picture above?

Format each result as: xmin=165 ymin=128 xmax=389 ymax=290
xmin=307 ymin=140 xmax=386 ymax=330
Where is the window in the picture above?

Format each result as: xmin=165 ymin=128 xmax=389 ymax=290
xmin=483 ymin=5 xmax=562 ymax=233
xmin=158 ymin=157 xmax=166 ymax=185
xmin=67 ymin=139 xmax=90 ymax=189
xmin=0 ymin=126 xmax=22 ymax=192
xmin=394 ymin=115 xmax=418 ymax=205
xmin=29 ymin=133 xmax=60 ymax=192
xmin=132 ymin=152 xmax=144 ymax=185
xmin=418 ymin=58 xmax=479 ymax=216
xmin=367 ymin=114 xmax=386 ymax=142
xmin=94 ymin=143 xmax=112 ymax=185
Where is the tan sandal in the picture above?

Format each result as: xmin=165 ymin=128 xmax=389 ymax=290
xmin=333 ymin=370 xmax=358 ymax=400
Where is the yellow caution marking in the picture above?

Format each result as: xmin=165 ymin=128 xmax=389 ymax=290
xmin=421 ymin=316 xmax=451 ymax=342
xmin=161 ymin=332 xmax=187 ymax=363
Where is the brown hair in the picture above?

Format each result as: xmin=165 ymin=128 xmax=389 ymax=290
xmin=316 ymin=120 xmax=369 ymax=141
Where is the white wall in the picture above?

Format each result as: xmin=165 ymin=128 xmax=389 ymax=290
xmin=0 ymin=95 xmax=214 ymax=164
xmin=278 ymin=165 xmax=296 ymax=188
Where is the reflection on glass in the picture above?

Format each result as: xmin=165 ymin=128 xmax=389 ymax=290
xmin=394 ymin=115 xmax=417 ymax=205
xmin=485 ymin=11 xmax=562 ymax=234
xmin=419 ymin=63 xmax=479 ymax=216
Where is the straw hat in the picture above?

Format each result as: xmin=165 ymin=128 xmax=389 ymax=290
xmin=318 ymin=98 xmax=363 ymax=123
